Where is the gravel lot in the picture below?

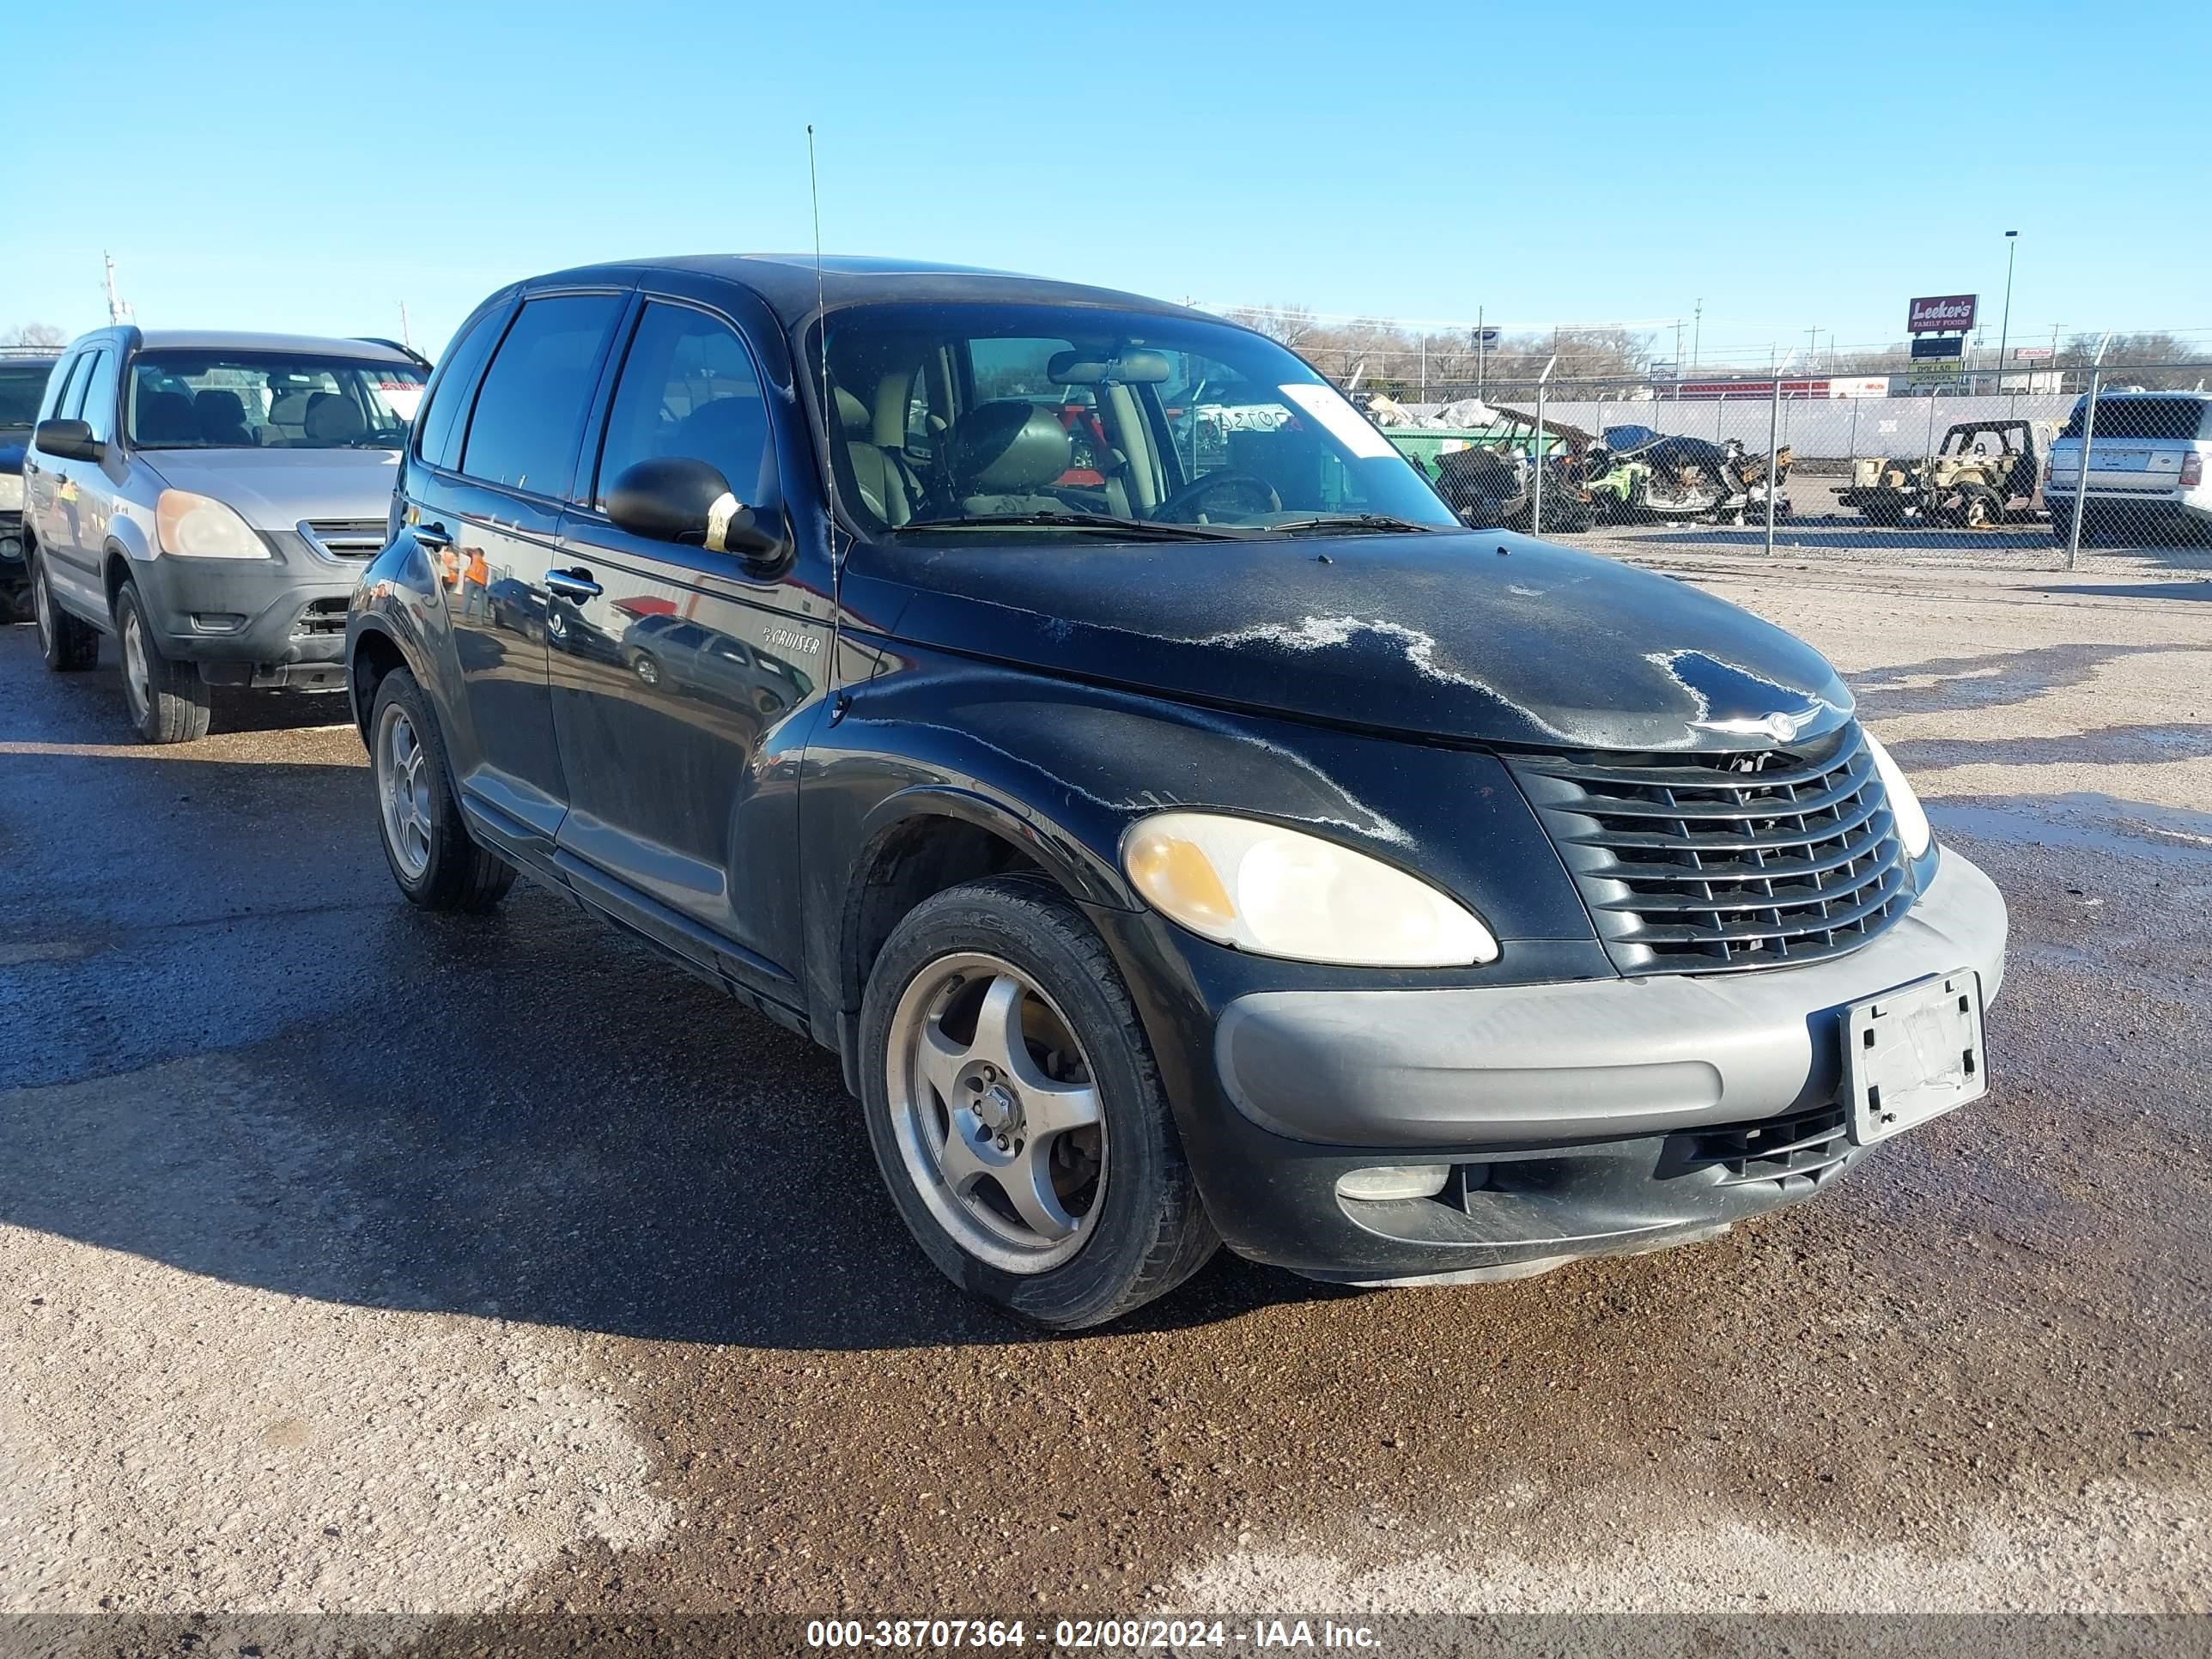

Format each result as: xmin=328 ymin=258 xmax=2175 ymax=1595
xmin=2 ymin=554 xmax=2208 ymax=1629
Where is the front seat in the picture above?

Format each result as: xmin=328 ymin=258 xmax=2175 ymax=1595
xmin=304 ymin=391 xmax=367 ymax=446
xmin=666 ymin=393 xmax=772 ymax=507
xmin=941 ymin=401 xmax=1073 ymax=515
xmin=137 ymin=390 xmax=198 ymax=445
xmin=837 ymin=387 xmax=911 ymax=526
xmin=194 ymin=389 xmax=255 ymax=446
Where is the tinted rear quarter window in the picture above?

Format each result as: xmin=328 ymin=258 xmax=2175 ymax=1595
xmin=459 ymin=294 xmax=624 ymax=497
xmin=2062 ymin=396 xmax=2212 ymax=442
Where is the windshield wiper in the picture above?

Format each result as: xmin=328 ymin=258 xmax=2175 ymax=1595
xmin=896 ymin=511 xmax=1241 ymax=542
xmin=1262 ymin=513 xmax=1442 ymax=535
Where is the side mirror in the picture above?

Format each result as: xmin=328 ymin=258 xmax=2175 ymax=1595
xmin=35 ymin=419 xmax=102 ymax=463
xmin=604 ymin=458 xmax=779 ymax=557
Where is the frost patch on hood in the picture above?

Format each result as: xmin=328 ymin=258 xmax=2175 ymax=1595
xmin=1192 ymin=615 xmax=1578 ymax=742
xmin=1646 ymin=647 xmax=1850 ymax=738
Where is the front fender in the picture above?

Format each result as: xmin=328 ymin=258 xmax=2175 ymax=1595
xmin=345 ymin=530 xmax=447 ymax=744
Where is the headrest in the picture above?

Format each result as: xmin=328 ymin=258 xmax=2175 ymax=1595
xmin=137 ymin=390 xmax=198 ymax=443
xmin=834 ymin=386 xmax=872 ymax=434
xmin=305 ymin=391 xmax=366 ymax=442
xmin=941 ymin=401 xmax=1070 ymax=495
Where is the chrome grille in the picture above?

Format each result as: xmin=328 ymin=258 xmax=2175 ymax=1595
xmin=298 ymin=518 xmax=387 ymax=559
xmin=1509 ymin=720 xmax=1912 ymax=974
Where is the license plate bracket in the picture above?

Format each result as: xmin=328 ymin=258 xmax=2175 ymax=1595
xmin=1843 ymin=971 xmax=1987 ymax=1146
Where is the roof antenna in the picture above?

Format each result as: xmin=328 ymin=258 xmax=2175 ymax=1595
xmin=807 ymin=125 xmax=836 ymax=559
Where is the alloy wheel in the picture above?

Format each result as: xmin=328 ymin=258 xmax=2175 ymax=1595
xmin=120 ymin=606 xmax=150 ymax=725
xmin=884 ymin=952 xmax=1107 ymax=1273
xmin=376 ymin=702 xmax=435 ymax=880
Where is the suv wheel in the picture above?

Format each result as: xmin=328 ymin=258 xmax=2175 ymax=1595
xmin=369 ymin=666 xmax=516 ymax=912
xmin=115 ymin=582 xmax=210 ymax=743
xmin=859 ymin=875 xmax=1218 ymax=1329
xmin=32 ymin=556 xmax=100 ymax=672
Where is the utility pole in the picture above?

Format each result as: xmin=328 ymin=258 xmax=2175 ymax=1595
xmin=1996 ymin=229 xmax=2019 ymax=404
xmin=103 ymin=252 xmax=132 ymax=324
xmin=1806 ymin=325 xmax=1820 ymax=370
xmin=399 ymin=301 xmax=413 ymax=351
xmin=1475 ymin=305 xmax=1485 ymax=401
xmin=1692 ymin=298 xmax=1702 ymax=371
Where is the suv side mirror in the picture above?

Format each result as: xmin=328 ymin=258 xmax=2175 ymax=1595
xmin=35 ymin=419 xmax=103 ymax=463
xmin=605 ymin=457 xmax=779 ymax=557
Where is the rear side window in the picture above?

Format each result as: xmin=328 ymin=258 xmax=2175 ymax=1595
xmin=459 ymin=294 xmax=624 ymax=496
xmin=76 ymin=350 xmax=122 ymax=442
xmin=40 ymin=355 xmax=85 ymax=422
xmin=415 ymin=305 xmax=508 ymax=472
xmin=593 ymin=301 xmax=775 ymax=509
xmin=2062 ymin=396 xmax=2212 ymax=442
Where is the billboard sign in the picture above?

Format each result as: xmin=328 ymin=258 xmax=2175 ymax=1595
xmin=2012 ymin=345 xmax=2053 ymax=360
xmin=1907 ymin=294 xmax=1978 ymax=333
xmin=1910 ymin=335 xmax=1966 ymax=360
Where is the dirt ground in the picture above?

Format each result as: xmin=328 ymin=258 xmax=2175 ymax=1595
xmin=1 ymin=551 xmax=2207 ymax=1632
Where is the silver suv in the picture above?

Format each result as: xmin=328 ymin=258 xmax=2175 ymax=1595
xmin=22 ymin=328 xmax=428 ymax=741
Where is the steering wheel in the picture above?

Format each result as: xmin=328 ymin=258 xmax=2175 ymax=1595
xmin=1152 ymin=469 xmax=1281 ymax=524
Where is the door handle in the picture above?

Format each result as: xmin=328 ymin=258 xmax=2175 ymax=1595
xmin=414 ymin=520 xmax=452 ymax=550
xmin=545 ymin=567 xmax=602 ymax=600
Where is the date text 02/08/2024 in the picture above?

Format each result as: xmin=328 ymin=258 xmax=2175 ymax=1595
xmin=805 ymin=1618 xmax=1382 ymax=1650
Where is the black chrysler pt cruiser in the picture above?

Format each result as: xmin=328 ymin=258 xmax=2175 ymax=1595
xmin=346 ymin=256 xmax=2007 ymax=1329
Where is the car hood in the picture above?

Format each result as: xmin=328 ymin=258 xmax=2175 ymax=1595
xmin=855 ymin=529 xmax=1855 ymax=753
xmin=137 ymin=447 xmax=402 ymax=530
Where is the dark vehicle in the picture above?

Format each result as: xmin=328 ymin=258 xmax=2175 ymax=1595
xmin=1425 ymin=405 xmax=1596 ymax=532
xmin=1590 ymin=426 xmax=1793 ymax=524
xmin=0 ymin=348 xmax=62 ymax=620
xmin=347 ymin=257 xmax=2008 ymax=1329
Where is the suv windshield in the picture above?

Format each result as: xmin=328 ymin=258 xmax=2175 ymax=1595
xmin=0 ymin=362 xmax=52 ymax=429
xmin=816 ymin=302 xmax=1459 ymax=538
xmin=126 ymin=351 xmax=427 ymax=450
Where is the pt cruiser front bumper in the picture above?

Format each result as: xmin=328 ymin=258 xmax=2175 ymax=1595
xmin=1183 ymin=850 xmax=2007 ymax=1285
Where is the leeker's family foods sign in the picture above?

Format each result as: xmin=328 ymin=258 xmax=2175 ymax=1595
xmin=1907 ymin=295 xmax=1978 ymax=334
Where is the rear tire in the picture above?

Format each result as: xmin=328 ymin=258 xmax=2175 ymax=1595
xmin=114 ymin=581 xmax=210 ymax=743
xmin=32 ymin=556 xmax=100 ymax=672
xmin=369 ymin=666 xmax=515 ymax=912
xmin=859 ymin=874 xmax=1218 ymax=1330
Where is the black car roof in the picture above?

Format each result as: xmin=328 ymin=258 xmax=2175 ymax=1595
xmin=523 ymin=253 xmax=1206 ymax=329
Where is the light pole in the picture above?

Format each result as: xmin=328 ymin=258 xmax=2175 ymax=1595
xmin=1996 ymin=229 xmax=2018 ymax=401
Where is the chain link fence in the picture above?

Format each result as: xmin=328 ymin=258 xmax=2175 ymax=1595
xmin=1375 ymin=368 xmax=2212 ymax=574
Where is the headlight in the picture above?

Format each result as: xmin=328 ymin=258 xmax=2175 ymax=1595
xmin=155 ymin=490 xmax=269 ymax=559
xmin=0 ymin=471 xmax=22 ymax=513
xmin=1864 ymin=732 xmax=1932 ymax=860
xmin=1122 ymin=811 xmax=1499 ymax=968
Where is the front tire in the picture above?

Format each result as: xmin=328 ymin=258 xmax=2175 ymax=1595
xmin=114 ymin=581 xmax=210 ymax=743
xmin=32 ymin=556 xmax=100 ymax=672
xmin=369 ymin=666 xmax=515 ymax=912
xmin=859 ymin=875 xmax=1218 ymax=1329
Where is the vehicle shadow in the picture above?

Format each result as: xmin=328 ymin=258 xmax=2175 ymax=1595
xmin=0 ymin=746 xmax=1342 ymax=1354
xmin=1848 ymin=641 xmax=2176 ymax=719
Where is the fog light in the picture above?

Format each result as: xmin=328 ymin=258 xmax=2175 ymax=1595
xmin=0 ymin=534 xmax=23 ymax=565
xmin=189 ymin=611 xmax=247 ymax=632
xmin=1335 ymin=1165 xmax=1449 ymax=1201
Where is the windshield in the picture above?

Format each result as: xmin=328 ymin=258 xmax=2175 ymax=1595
xmin=0 ymin=363 xmax=52 ymax=429
xmin=814 ymin=302 xmax=1459 ymax=538
xmin=126 ymin=351 xmax=427 ymax=450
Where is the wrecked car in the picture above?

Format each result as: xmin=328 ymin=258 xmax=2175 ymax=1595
xmin=347 ymin=256 xmax=2008 ymax=1329
xmin=1589 ymin=425 xmax=1793 ymax=524
xmin=1840 ymin=418 xmax=2056 ymax=528
xmin=1424 ymin=405 xmax=1596 ymax=532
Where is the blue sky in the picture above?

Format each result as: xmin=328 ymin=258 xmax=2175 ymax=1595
xmin=8 ymin=0 xmax=2209 ymax=366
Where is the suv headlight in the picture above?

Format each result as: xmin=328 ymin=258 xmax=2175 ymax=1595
xmin=1864 ymin=732 xmax=1932 ymax=859
xmin=1122 ymin=811 xmax=1499 ymax=967
xmin=155 ymin=490 xmax=270 ymax=560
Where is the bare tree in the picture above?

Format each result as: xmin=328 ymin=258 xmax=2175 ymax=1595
xmin=1224 ymin=304 xmax=1321 ymax=351
xmin=3 ymin=322 xmax=67 ymax=349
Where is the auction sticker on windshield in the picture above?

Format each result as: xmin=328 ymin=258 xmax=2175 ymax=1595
xmin=1279 ymin=383 xmax=1396 ymax=459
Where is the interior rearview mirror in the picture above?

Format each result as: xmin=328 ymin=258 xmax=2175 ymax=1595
xmin=604 ymin=458 xmax=779 ymax=556
xmin=35 ymin=419 xmax=103 ymax=463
